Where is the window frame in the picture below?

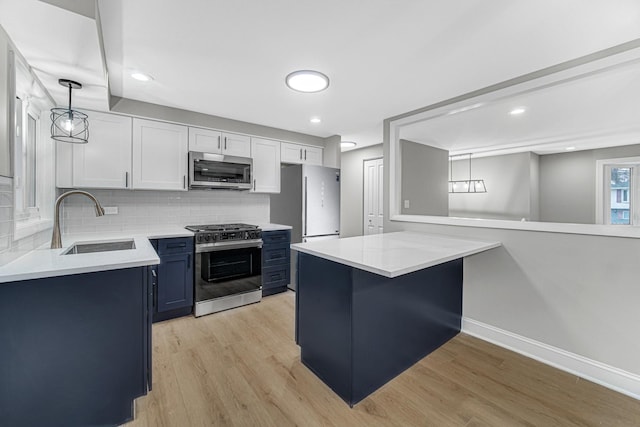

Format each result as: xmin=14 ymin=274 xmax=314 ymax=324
xmin=595 ymin=157 xmax=640 ymax=226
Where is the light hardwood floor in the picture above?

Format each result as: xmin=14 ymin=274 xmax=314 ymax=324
xmin=125 ymin=291 xmax=640 ymax=426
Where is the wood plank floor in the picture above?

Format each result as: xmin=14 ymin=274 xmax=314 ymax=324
xmin=124 ymin=291 xmax=640 ymax=426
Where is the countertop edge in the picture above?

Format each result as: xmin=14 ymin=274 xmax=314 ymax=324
xmin=291 ymin=237 xmax=502 ymax=278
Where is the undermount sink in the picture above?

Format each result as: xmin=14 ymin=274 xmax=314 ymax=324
xmin=62 ymin=239 xmax=136 ymax=255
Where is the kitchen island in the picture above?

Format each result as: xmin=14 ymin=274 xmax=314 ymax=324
xmin=291 ymin=231 xmax=500 ymax=406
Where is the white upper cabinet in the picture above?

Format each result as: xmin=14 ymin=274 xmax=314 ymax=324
xmin=251 ymin=138 xmax=280 ymax=193
xmin=132 ymin=118 xmax=188 ymax=191
xmin=221 ymin=132 xmax=251 ymax=157
xmin=188 ymin=127 xmax=251 ymax=157
xmin=281 ymin=142 xmax=323 ymax=166
xmin=72 ymin=111 xmax=132 ymax=189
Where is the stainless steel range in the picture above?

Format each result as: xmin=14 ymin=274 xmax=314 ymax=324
xmin=185 ymin=223 xmax=262 ymax=317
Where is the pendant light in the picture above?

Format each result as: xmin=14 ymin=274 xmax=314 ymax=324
xmin=50 ymin=79 xmax=89 ymax=144
xmin=449 ymin=153 xmax=487 ymax=193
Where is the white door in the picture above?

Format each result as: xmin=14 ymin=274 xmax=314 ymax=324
xmin=73 ymin=111 xmax=132 ymax=189
xmin=251 ymin=137 xmax=280 ymax=193
xmin=188 ymin=127 xmax=221 ymax=153
xmin=132 ymin=118 xmax=188 ymax=191
xmin=363 ymin=158 xmax=384 ymax=235
xmin=222 ymin=132 xmax=251 ymax=157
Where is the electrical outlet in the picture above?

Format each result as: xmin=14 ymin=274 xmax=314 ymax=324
xmin=103 ymin=206 xmax=118 ymax=215
xmin=404 ymin=200 xmax=410 ymax=209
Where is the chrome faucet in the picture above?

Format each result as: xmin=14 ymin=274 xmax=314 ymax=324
xmin=51 ymin=190 xmax=105 ymax=249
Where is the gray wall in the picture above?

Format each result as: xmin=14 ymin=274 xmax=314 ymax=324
xmin=323 ymin=135 xmax=341 ymax=168
xmin=111 ymin=97 xmax=326 ymax=147
xmin=449 ymin=152 xmax=536 ymax=221
xmin=340 ymin=144 xmax=383 ymax=237
xmin=539 ymin=144 xmax=640 ymax=224
xmin=400 ymin=140 xmax=448 ymax=216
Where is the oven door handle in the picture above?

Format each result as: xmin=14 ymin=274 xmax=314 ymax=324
xmin=195 ymin=239 xmax=263 ymax=253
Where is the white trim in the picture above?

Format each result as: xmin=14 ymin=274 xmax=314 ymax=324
xmin=389 ymin=213 xmax=640 ymax=238
xmin=462 ymin=318 xmax=640 ymax=400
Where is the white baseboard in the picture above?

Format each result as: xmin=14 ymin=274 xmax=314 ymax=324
xmin=462 ymin=318 xmax=640 ymax=400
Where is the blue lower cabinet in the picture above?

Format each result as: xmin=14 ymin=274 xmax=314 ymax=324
xmin=0 ymin=267 xmax=152 ymax=427
xmin=261 ymin=230 xmax=291 ymax=296
xmin=151 ymin=237 xmax=194 ymax=322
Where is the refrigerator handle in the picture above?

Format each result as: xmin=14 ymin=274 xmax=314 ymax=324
xmin=304 ymin=176 xmax=308 ymax=236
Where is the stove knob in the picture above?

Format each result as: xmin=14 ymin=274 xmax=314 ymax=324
xmin=204 ymin=234 xmax=210 ymax=241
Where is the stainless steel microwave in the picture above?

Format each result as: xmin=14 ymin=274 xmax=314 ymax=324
xmin=188 ymin=151 xmax=252 ymax=190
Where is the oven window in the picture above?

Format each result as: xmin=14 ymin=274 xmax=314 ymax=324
xmin=194 ymin=160 xmax=250 ymax=183
xmin=196 ymin=247 xmax=262 ymax=301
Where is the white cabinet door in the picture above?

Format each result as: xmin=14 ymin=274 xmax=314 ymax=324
xmin=281 ymin=142 xmax=323 ymax=165
xmin=222 ymin=132 xmax=251 ymax=157
xmin=188 ymin=127 xmax=221 ymax=153
xmin=251 ymin=138 xmax=280 ymax=193
xmin=72 ymin=112 xmax=132 ymax=189
xmin=281 ymin=142 xmax=304 ymax=164
xmin=132 ymin=118 xmax=188 ymax=191
xmin=303 ymin=145 xmax=323 ymax=166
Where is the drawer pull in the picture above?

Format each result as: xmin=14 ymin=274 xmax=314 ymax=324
xmin=271 ymin=273 xmax=283 ymax=280
xmin=167 ymin=243 xmax=187 ymax=248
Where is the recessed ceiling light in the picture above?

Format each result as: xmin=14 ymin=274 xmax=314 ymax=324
xmin=565 ymin=146 xmax=576 ymax=151
xmin=131 ymin=72 xmax=153 ymax=82
xmin=341 ymin=141 xmax=357 ymax=149
xmin=509 ymin=107 xmax=526 ymax=115
xmin=286 ymin=70 xmax=329 ymax=93
xmin=310 ymin=117 xmax=321 ymax=124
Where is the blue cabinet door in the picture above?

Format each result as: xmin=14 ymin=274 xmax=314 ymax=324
xmin=157 ymin=251 xmax=193 ymax=312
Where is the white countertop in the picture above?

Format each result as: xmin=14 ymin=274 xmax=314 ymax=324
xmin=290 ymin=231 xmax=501 ymax=278
xmin=259 ymin=223 xmax=292 ymax=231
xmin=0 ymin=226 xmax=194 ymax=284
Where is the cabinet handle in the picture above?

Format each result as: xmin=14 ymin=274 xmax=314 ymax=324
xmin=187 ymin=254 xmax=191 ymax=267
xmin=299 ymin=148 xmax=302 ymax=160
xmin=304 ymin=149 xmax=307 ymax=160
xmin=125 ymin=171 xmax=129 ymax=188
xmin=167 ymin=243 xmax=186 ymax=248
xmin=253 ymin=179 xmax=256 ymax=191
xmin=151 ymin=269 xmax=157 ymax=278
xmin=183 ymin=175 xmax=186 ymax=189
xmin=218 ymin=135 xmax=221 ymax=149
xmin=224 ymin=137 xmax=227 ymax=150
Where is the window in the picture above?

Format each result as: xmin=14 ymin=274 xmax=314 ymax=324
xmin=596 ymin=158 xmax=640 ymax=226
xmin=12 ymin=55 xmax=54 ymax=240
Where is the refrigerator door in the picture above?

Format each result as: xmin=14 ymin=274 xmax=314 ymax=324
xmin=303 ymin=165 xmax=340 ymax=237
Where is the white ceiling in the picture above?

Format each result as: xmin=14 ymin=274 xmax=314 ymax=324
xmin=2 ymin=0 xmax=640 ymax=150
xmin=399 ymin=57 xmax=640 ymax=157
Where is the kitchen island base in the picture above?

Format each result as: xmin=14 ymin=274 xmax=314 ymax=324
xmin=296 ymin=252 xmax=463 ymax=406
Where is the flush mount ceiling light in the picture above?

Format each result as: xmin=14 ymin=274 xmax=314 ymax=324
xmin=131 ymin=71 xmax=153 ymax=82
xmin=50 ymin=79 xmax=89 ymax=144
xmin=509 ymin=107 xmax=526 ymax=115
xmin=565 ymin=146 xmax=576 ymax=151
xmin=285 ymin=70 xmax=329 ymax=93
xmin=448 ymin=154 xmax=487 ymax=193
xmin=310 ymin=117 xmax=322 ymax=123
xmin=340 ymin=141 xmax=357 ymax=149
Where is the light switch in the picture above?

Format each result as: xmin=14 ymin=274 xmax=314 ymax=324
xmin=404 ymin=200 xmax=410 ymax=209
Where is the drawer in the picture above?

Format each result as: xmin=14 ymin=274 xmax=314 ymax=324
xmin=262 ymin=230 xmax=291 ymax=245
xmin=262 ymin=243 xmax=290 ymax=268
xmin=262 ymin=265 xmax=290 ymax=289
xmin=154 ymin=237 xmax=194 ymax=255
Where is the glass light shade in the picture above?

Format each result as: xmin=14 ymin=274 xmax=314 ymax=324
xmin=286 ymin=70 xmax=329 ymax=93
xmin=448 ymin=180 xmax=487 ymax=193
xmin=51 ymin=108 xmax=89 ymax=144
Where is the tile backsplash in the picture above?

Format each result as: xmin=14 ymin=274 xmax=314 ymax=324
xmin=60 ymin=189 xmax=271 ymax=234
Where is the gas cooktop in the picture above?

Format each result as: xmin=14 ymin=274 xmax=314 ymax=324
xmin=185 ymin=223 xmax=262 ymax=244
xmin=185 ymin=223 xmax=259 ymax=233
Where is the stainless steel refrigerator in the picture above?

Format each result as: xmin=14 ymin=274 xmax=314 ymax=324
xmin=270 ymin=164 xmax=340 ymax=290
